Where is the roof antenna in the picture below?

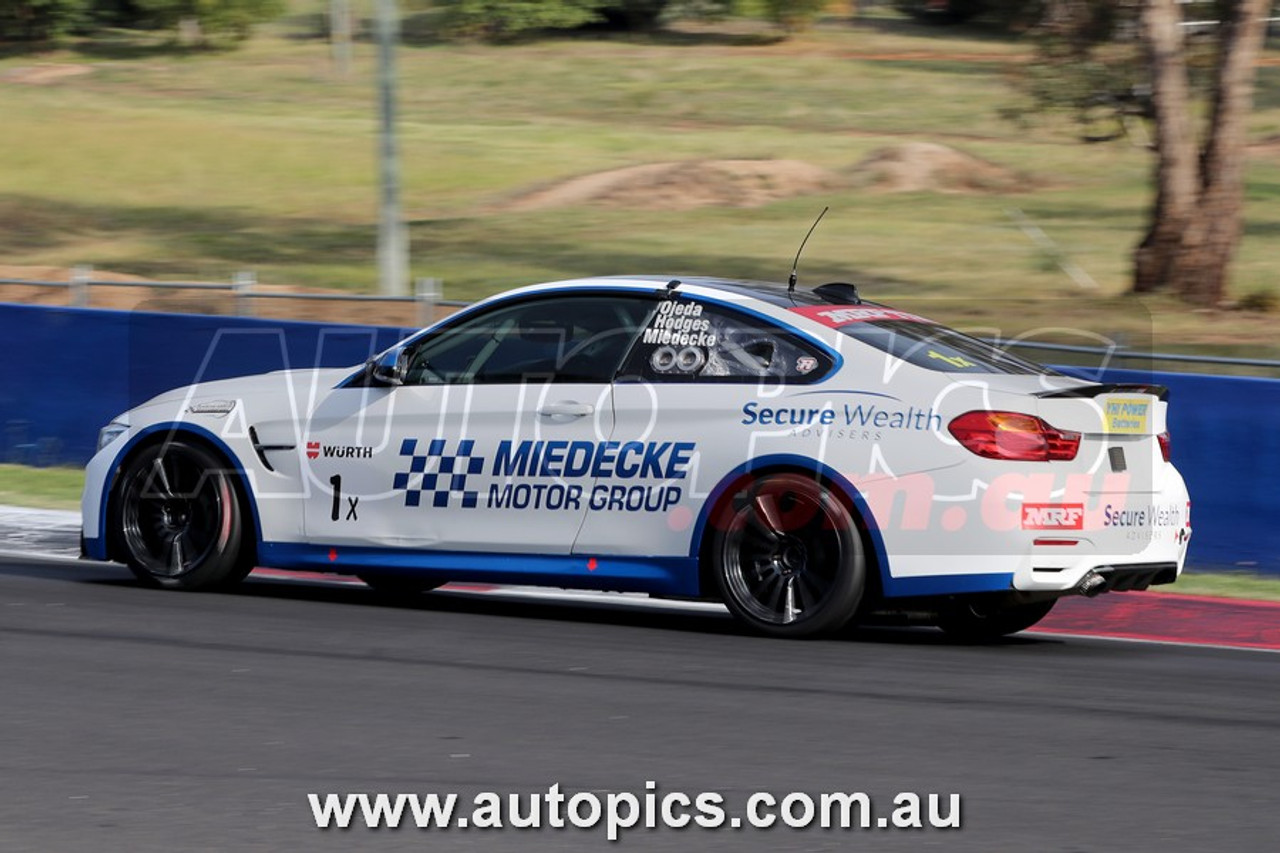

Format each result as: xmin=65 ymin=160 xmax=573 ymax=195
xmin=788 ymin=206 xmax=829 ymax=304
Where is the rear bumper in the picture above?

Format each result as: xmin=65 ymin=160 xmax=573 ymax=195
xmin=1010 ymin=463 xmax=1191 ymax=595
xmin=1013 ymin=520 xmax=1190 ymax=594
xmin=1088 ymin=562 xmax=1179 ymax=592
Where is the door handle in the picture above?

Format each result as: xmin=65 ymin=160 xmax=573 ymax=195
xmin=538 ymin=401 xmax=594 ymax=419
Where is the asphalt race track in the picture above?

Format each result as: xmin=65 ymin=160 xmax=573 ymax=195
xmin=2 ymin=554 xmax=1277 ymax=852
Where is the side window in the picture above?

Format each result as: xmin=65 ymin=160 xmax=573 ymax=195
xmin=401 ymin=294 xmax=654 ymax=386
xmin=621 ymin=299 xmax=832 ymax=384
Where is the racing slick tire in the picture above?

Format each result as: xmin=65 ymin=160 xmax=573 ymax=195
xmin=114 ymin=439 xmax=250 ymax=590
xmin=936 ymin=597 xmax=1057 ymax=642
xmin=711 ymin=472 xmax=866 ymax=638
xmin=358 ymin=573 xmax=445 ymax=597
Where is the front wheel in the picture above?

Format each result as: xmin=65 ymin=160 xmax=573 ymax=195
xmin=936 ymin=598 xmax=1056 ymax=642
xmin=115 ymin=440 xmax=249 ymax=590
xmin=710 ymin=473 xmax=865 ymax=638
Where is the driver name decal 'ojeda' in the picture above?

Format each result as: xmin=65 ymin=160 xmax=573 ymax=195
xmin=393 ymin=438 xmax=696 ymax=513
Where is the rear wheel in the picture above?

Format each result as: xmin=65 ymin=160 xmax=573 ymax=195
xmin=115 ymin=439 xmax=249 ymax=590
xmin=711 ymin=473 xmax=865 ymax=638
xmin=937 ymin=598 xmax=1056 ymax=642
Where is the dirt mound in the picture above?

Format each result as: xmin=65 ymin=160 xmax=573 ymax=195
xmin=502 ymin=159 xmax=846 ymax=212
xmin=1251 ymin=134 xmax=1280 ymax=158
xmin=0 ymin=65 xmax=93 ymax=85
xmin=501 ymin=149 xmax=1029 ymax=212
xmin=849 ymin=142 xmax=1029 ymax=194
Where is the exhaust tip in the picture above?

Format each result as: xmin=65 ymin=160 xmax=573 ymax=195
xmin=1076 ymin=570 xmax=1107 ymax=598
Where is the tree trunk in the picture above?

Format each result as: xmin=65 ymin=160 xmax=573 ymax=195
xmin=1133 ymin=0 xmax=1268 ymax=305
xmin=1133 ymin=0 xmax=1199 ymax=294
xmin=1179 ymin=0 xmax=1269 ymax=305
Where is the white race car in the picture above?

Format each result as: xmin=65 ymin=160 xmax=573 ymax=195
xmin=82 ymin=277 xmax=1191 ymax=638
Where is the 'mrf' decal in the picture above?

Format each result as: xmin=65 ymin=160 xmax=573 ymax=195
xmin=1021 ymin=503 xmax=1085 ymax=531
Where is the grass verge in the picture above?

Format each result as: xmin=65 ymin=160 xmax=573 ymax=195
xmin=1162 ymin=570 xmax=1280 ymax=603
xmin=0 ymin=464 xmax=84 ymax=511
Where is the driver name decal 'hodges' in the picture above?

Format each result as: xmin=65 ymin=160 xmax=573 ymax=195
xmin=392 ymin=438 xmax=696 ymax=513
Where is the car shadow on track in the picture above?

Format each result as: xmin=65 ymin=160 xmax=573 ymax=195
xmin=20 ymin=554 xmax=1060 ymax=648
xmin=79 ymin=569 xmax=1058 ymax=648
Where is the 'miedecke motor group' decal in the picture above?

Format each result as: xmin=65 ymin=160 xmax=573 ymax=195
xmin=393 ymin=438 xmax=695 ymax=513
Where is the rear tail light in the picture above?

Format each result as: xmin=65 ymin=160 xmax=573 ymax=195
xmin=1158 ymin=431 xmax=1171 ymax=463
xmin=948 ymin=411 xmax=1081 ymax=462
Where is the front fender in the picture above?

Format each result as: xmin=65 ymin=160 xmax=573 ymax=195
xmin=81 ymin=422 xmax=268 ymax=563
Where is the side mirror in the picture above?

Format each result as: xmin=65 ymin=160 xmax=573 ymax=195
xmin=371 ymin=348 xmax=406 ymax=386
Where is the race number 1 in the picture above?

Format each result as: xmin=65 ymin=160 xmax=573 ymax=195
xmin=329 ymin=474 xmax=359 ymax=522
xmin=329 ymin=474 xmax=342 ymax=521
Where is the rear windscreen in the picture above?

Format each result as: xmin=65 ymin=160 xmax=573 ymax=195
xmin=791 ymin=306 xmax=1056 ymax=375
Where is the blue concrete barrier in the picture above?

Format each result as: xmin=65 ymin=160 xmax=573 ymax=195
xmin=1053 ymin=366 xmax=1280 ymax=574
xmin=1 ymin=303 xmax=1275 ymax=573
xmin=0 ymin=304 xmax=409 ymax=465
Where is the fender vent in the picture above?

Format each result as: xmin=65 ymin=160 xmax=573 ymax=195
xmin=248 ymin=426 xmax=294 ymax=472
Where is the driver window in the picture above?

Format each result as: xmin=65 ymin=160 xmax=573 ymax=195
xmin=402 ymin=294 xmax=654 ymax=386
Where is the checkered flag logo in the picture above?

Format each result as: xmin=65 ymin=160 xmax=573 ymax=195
xmin=392 ymin=438 xmax=485 ymax=509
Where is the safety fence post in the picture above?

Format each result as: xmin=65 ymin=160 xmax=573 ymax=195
xmin=415 ymin=277 xmax=441 ymax=327
xmin=233 ymin=271 xmax=256 ymax=317
xmin=70 ymin=265 xmax=91 ymax=308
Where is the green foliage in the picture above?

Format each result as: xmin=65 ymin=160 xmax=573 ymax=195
xmin=894 ymin=1 xmax=1056 ymax=30
xmin=1238 ymin=289 xmax=1278 ymax=313
xmin=0 ymin=0 xmax=91 ymax=40
xmin=132 ymin=0 xmax=285 ymax=41
xmin=598 ymin=0 xmax=668 ymax=28
xmin=438 ymin=0 xmax=610 ymax=40
xmin=1004 ymin=2 xmax=1227 ymax=145
xmin=760 ymin=0 xmax=824 ymax=32
xmin=437 ymin=0 xmax=738 ymax=39
xmin=663 ymin=0 xmax=735 ymax=21
xmin=894 ymin=0 xmax=988 ymax=24
xmin=1002 ymin=3 xmax=1146 ymax=142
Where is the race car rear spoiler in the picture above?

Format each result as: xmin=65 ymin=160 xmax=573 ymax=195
xmin=1036 ymin=383 xmax=1170 ymax=402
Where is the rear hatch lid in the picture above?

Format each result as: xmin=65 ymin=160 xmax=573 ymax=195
xmin=1035 ymin=383 xmax=1169 ymax=495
